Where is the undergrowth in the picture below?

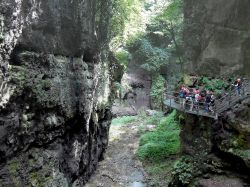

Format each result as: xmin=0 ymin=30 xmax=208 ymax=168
xmin=135 ymin=110 xmax=181 ymax=186
xmin=111 ymin=116 xmax=137 ymax=126
xmin=136 ymin=110 xmax=180 ymax=162
xmin=111 ymin=110 xmax=181 ymax=186
xmin=198 ymin=77 xmax=229 ymax=95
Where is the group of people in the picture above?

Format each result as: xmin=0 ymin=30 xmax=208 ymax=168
xmin=179 ymin=86 xmax=216 ymax=113
xmin=178 ymin=78 xmax=243 ymax=114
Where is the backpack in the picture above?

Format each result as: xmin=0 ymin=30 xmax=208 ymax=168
xmin=179 ymin=90 xmax=184 ymax=98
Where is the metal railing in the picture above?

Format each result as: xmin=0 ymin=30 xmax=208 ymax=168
xmin=164 ymin=79 xmax=250 ymax=119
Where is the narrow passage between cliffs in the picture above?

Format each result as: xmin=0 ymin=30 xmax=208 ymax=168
xmin=85 ymin=118 xmax=147 ymax=187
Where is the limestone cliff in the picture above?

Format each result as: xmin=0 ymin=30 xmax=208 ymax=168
xmin=184 ymin=0 xmax=250 ymax=76
xmin=168 ymin=1 xmax=250 ymax=186
xmin=0 ymin=0 xmax=116 ymax=186
xmin=169 ymin=95 xmax=250 ymax=187
xmin=170 ymin=98 xmax=250 ymax=186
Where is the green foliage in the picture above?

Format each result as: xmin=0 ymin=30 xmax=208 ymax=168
xmin=157 ymin=0 xmax=183 ymax=22
xmin=127 ymin=37 xmax=170 ymax=72
xmin=110 ymin=0 xmax=140 ymax=37
xmin=114 ymin=49 xmax=131 ymax=67
xmin=172 ymin=157 xmax=194 ymax=185
xmin=114 ymin=82 xmax=126 ymax=97
xmin=247 ymin=150 xmax=250 ymax=160
xmin=147 ymin=111 xmax=164 ymax=125
xmin=150 ymin=75 xmax=165 ymax=109
xmin=8 ymin=160 xmax=20 ymax=175
xmin=144 ymin=160 xmax=176 ymax=186
xmin=110 ymin=0 xmax=143 ymax=50
xmin=124 ymin=0 xmax=184 ymax=74
xmin=137 ymin=111 xmax=164 ymax=135
xmin=148 ymin=0 xmax=184 ymax=63
xmin=147 ymin=162 xmax=168 ymax=175
xmin=7 ymin=160 xmax=21 ymax=186
xmin=137 ymin=110 xmax=180 ymax=161
xmin=200 ymin=77 xmax=228 ymax=95
xmin=229 ymin=148 xmax=250 ymax=161
xmin=111 ymin=116 xmax=137 ymax=126
xmin=126 ymin=32 xmax=145 ymax=51
xmin=30 ymin=171 xmax=52 ymax=187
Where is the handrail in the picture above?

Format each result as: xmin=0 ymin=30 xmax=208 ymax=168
xmin=164 ymin=78 xmax=250 ymax=119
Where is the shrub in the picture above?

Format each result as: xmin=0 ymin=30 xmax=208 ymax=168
xmin=199 ymin=77 xmax=228 ymax=95
xmin=172 ymin=157 xmax=194 ymax=185
xmin=150 ymin=75 xmax=165 ymax=110
xmin=114 ymin=49 xmax=131 ymax=67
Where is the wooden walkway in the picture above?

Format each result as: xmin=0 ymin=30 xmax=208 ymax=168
xmin=164 ymin=79 xmax=250 ymax=119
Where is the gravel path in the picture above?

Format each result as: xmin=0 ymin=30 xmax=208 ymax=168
xmin=85 ymin=123 xmax=147 ymax=187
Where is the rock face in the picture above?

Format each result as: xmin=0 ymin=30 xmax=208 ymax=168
xmin=0 ymin=0 xmax=116 ymax=186
xmin=171 ymin=1 xmax=250 ymax=186
xmin=112 ymin=58 xmax=152 ymax=117
xmin=171 ymin=98 xmax=250 ymax=186
xmin=184 ymin=0 xmax=250 ymax=76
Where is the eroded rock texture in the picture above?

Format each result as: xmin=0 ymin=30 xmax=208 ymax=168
xmin=171 ymin=98 xmax=250 ymax=186
xmin=0 ymin=0 xmax=116 ymax=186
xmin=184 ymin=0 xmax=250 ymax=76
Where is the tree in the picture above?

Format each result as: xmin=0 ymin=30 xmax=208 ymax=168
xmin=149 ymin=0 xmax=184 ymax=64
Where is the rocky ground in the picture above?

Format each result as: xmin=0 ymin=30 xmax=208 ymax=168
xmin=85 ymin=121 xmax=147 ymax=187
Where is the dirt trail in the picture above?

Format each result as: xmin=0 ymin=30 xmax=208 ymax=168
xmin=85 ymin=122 xmax=147 ymax=187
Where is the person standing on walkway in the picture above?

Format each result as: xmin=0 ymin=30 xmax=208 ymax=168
xmin=205 ymin=92 xmax=211 ymax=113
xmin=187 ymin=89 xmax=194 ymax=111
xmin=179 ymin=86 xmax=186 ymax=109
xmin=194 ymin=89 xmax=200 ymax=111
xmin=209 ymin=93 xmax=215 ymax=113
xmin=234 ymin=78 xmax=242 ymax=95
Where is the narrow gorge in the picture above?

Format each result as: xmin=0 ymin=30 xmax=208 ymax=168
xmin=0 ymin=0 xmax=250 ymax=187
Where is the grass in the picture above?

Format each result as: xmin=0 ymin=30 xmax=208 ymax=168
xmin=111 ymin=115 xmax=137 ymax=126
xmin=145 ymin=160 xmax=175 ymax=186
xmin=110 ymin=110 xmax=181 ymax=186
xmin=135 ymin=110 xmax=181 ymax=186
xmin=136 ymin=110 xmax=180 ymax=162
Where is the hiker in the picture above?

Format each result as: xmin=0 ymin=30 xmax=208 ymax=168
xmin=234 ymin=78 xmax=241 ymax=95
xmin=209 ymin=93 xmax=215 ymax=113
xmin=194 ymin=89 xmax=200 ymax=111
xmin=205 ymin=92 xmax=211 ymax=113
xmin=186 ymin=89 xmax=194 ymax=111
xmin=179 ymin=86 xmax=187 ymax=109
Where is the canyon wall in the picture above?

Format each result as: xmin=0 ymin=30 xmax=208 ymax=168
xmin=0 ymin=0 xmax=117 ymax=186
xmin=184 ymin=0 xmax=250 ymax=76
xmin=171 ymin=1 xmax=250 ymax=186
xmin=170 ymin=98 xmax=250 ymax=186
